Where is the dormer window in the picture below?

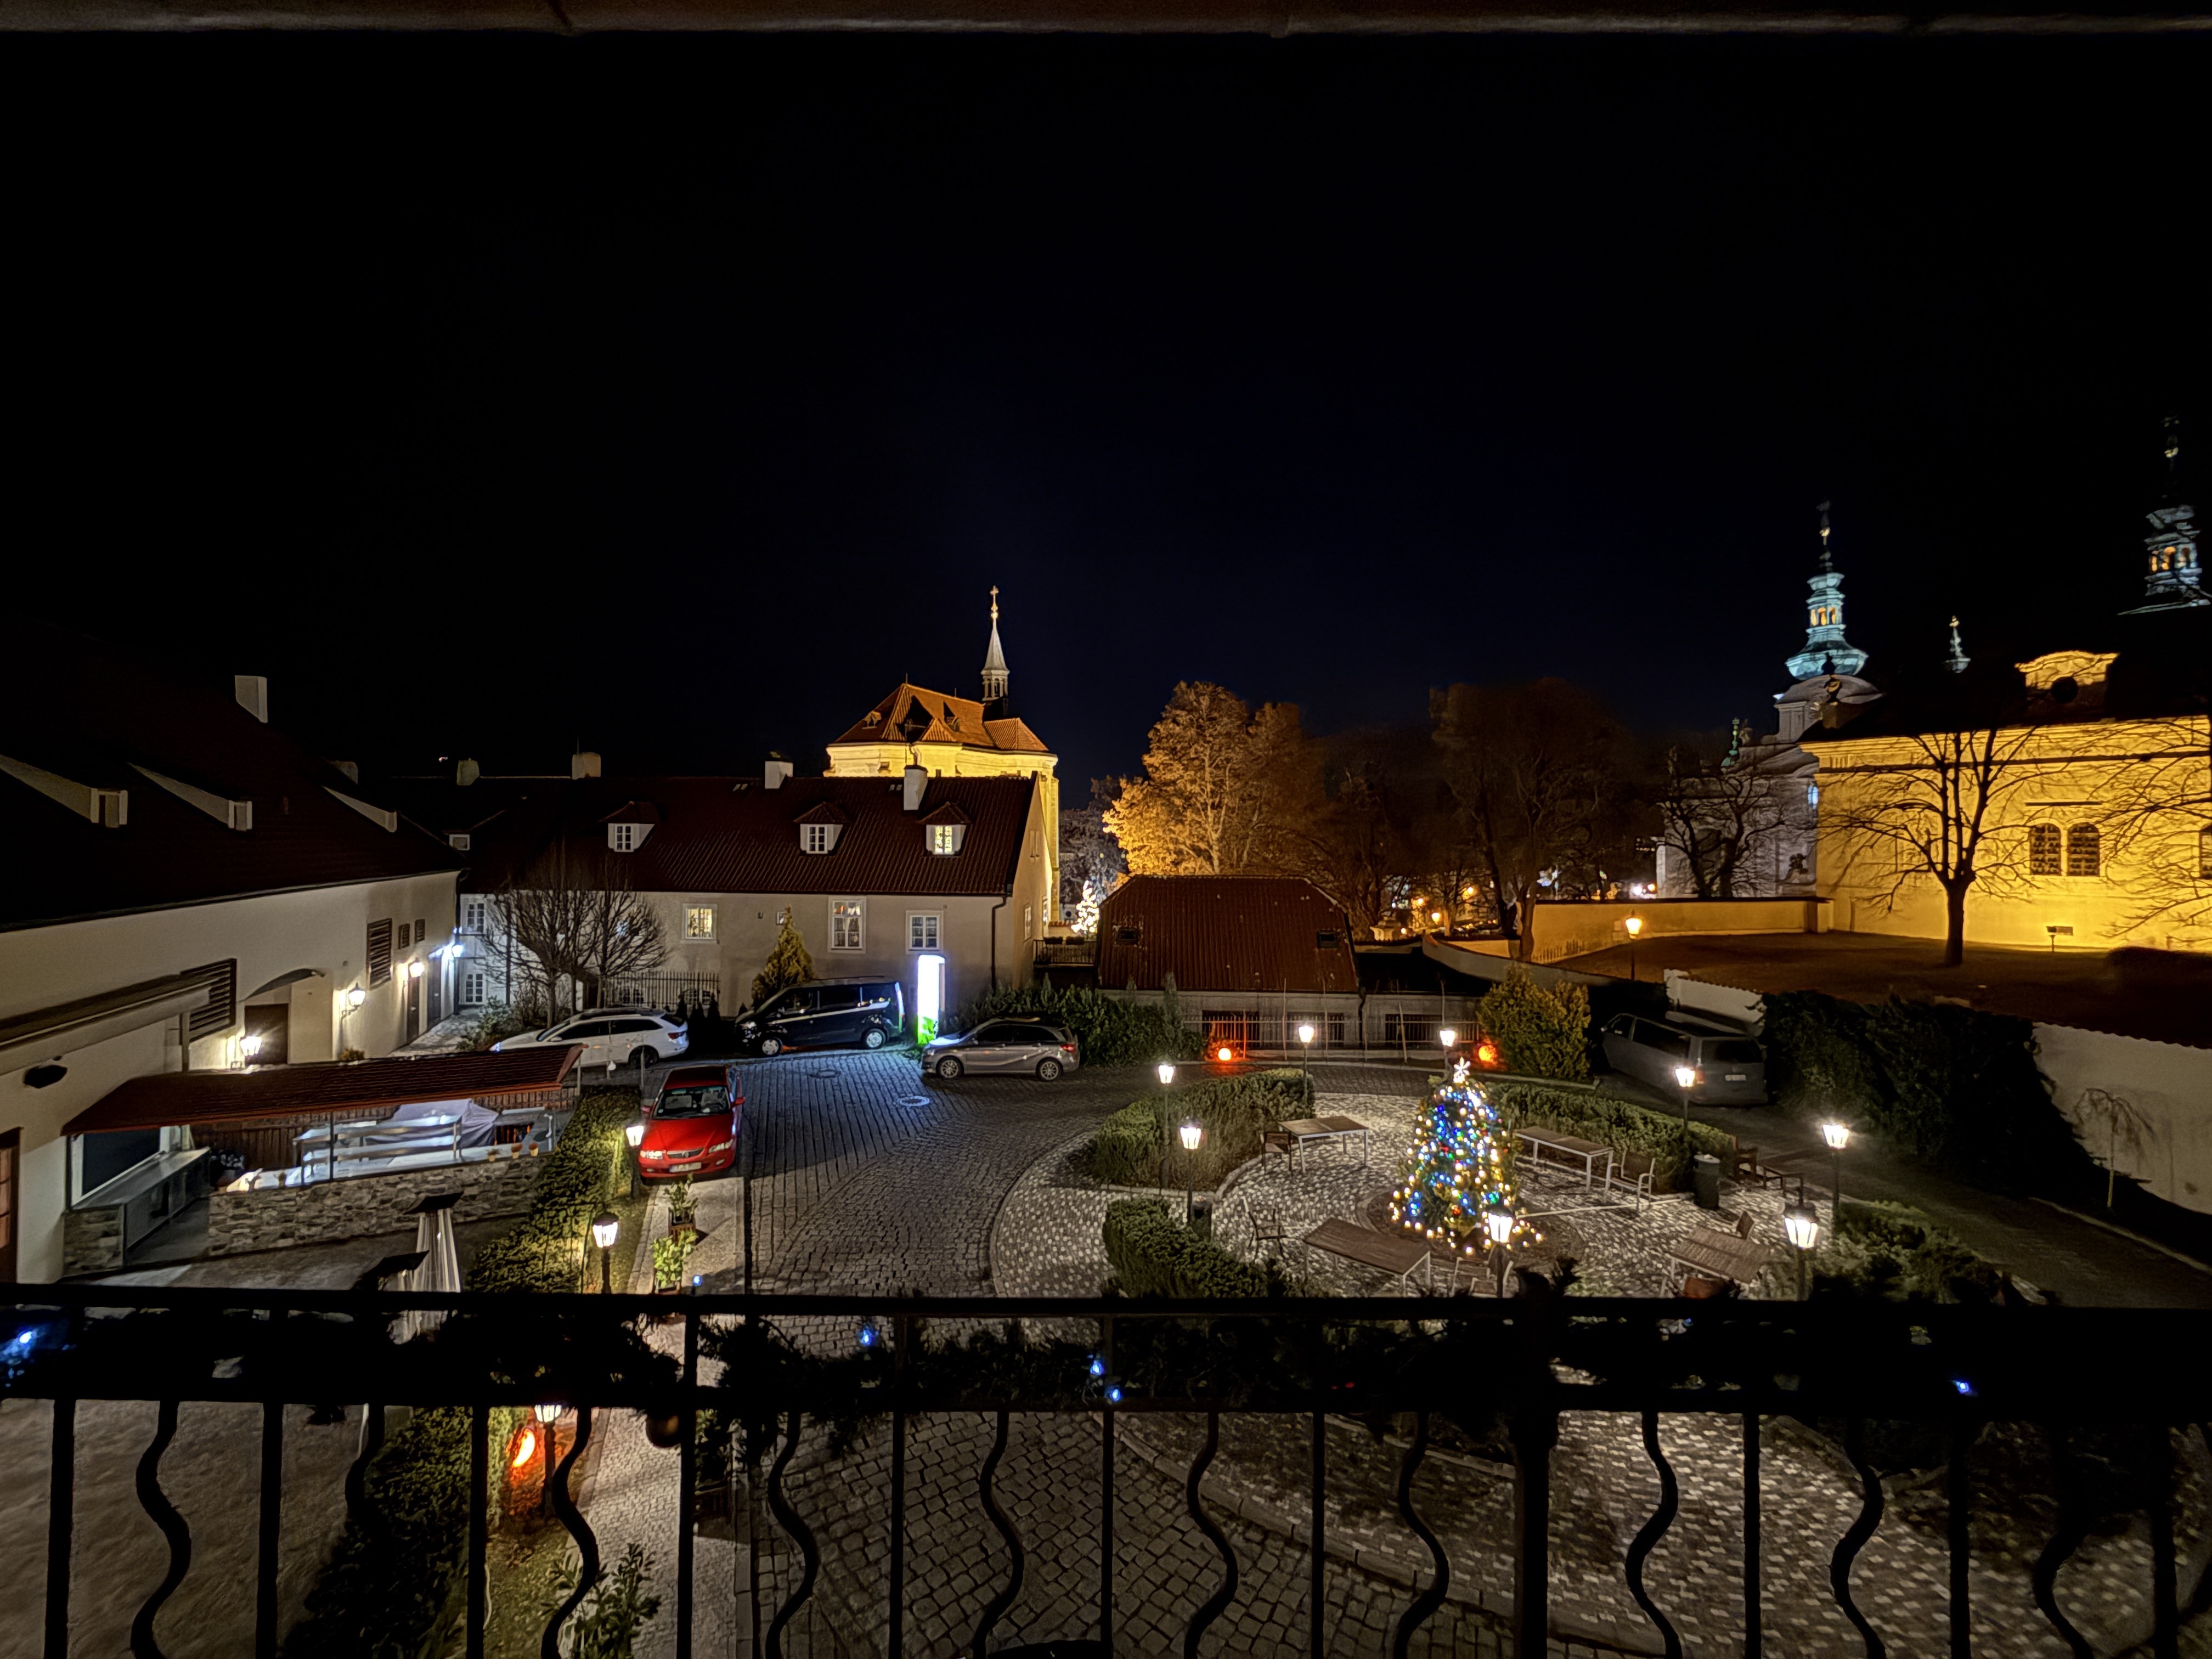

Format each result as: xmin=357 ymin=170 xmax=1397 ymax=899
xmin=610 ymin=822 xmax=644 ymax=853
xmin=804 ymin=822 xmax=834 ymax=854
xmin=928 ymin=823 xmax=963 ymax=855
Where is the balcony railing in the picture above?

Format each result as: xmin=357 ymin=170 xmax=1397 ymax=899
xmin=3 ymin=1283 xmax=2205 ymax=1658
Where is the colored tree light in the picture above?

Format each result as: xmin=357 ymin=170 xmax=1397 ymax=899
xmin=1389 ymin=1061 xmax=1523 ymax=1255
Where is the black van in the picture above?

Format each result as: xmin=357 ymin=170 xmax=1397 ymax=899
xmin=739 ymin=979 xmax=907 ymax=1056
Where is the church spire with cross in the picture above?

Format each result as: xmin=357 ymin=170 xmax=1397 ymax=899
xmin=2127 ymin=416 xmax=2206 ymax=613
xmin=1785 ymin=501 xmax=1870 ymax=681
xmin=980 ymin=585 xmax=1010 ymax=703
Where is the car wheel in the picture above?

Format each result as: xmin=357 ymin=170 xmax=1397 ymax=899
xmin=935 ymin=1056 xmax=962 ymax=1080
xmin=759 ymin=1037 xmax=783 ymax=1057
xmin=633 ymin=1047 xmax=658 ymax=1068
xmin=862 ymin=1027 xmax=885 ymax=1051
xmin=1036 ymin=1058 xmax=1062 ymax=1081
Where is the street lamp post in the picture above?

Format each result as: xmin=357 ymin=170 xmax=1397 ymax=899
xmin=533 ymin=1402 xmax=562 ymax=1516
xmin=1296 ymin=1022 xmax=1314 ymax=1084
xmin=1624 ymin=912 xmax=1643 ymax=983
xmin=1438 ymin=1026 xmax=1457 ymax=1061
xmin=1484 ymin=1206 xmax=1514 ymax=1297
xmin=1178 ymin=1120 xmax=1203 ymax=1226
xmin=624 ymin=1119 xmax=645 ymax=1198
xmin=1821 ymin=1121 xmax=1851 ymax=1232
xmin=1673 ymin=1064 xmax=1698 ymax=1136
xmin=591 ymin=1211 xmax=620 ymax=1295
xmin=1783 ymin=1199 xmax=1820 ymax=1300
xmin=1156 ymin=1062 xmax=1176 ymax=1193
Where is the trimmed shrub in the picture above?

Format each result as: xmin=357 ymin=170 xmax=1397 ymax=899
xmin=1755 ymin=1199 xmax=2004 ymax=1304
xmin=1477 ymin=969 xmax=1592 ymax=1082
xmin=1488 ymin=1079 xmax=1732 ymax=1189
xmin=468 ymin=1089 xmax=635 ymax=1294
xmin=945 ymin=983 xmax=1199 ymax=1067
xmin=1076 ymin=1069 xmax=1314 ymax=1189
xmin=1762 ymin=991 xmax=2096 ymax=1192
xmin=1103 ymin=1196 xmax=1279 ymax=1297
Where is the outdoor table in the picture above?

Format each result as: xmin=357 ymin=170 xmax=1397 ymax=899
xmin=1669 ymin=1226 xmax=1775 ymax=1288
xmin=1276 ymin=1115 xmax=1370 ymax=1173
xmin=1515 ymin=1127 xmax=1614 ymax=1190
xmin=1301 ymin=1218 xmax=1431 ymax=1289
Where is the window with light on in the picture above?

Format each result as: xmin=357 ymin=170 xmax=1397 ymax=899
xmin=832 ymin=900 xmax=864 ymax=950
xmin=685 ymin=905 xmax=716 ymax=940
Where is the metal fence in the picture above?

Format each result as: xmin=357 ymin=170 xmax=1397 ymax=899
xmin=3 ymin=1282 xmax=2203 ymax=1659
xmin=600 ymin=974 xmax=724 ymax=1015
xmin=1183 ymin=997 xmax=1482 ymax=1062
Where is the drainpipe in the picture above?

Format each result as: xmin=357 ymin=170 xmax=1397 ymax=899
xmin=989 ymin=882 xmax=1012 ymax=989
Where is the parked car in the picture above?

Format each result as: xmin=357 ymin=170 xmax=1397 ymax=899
xmin=493 ymin=1009 xmax=689 ymax=1069
xmin=923 ymin=1018 xmax=1080 ymax=1080
xmin=738 ymin=979 xmax=906 ymax=1056
xmin=1599 ymin=1013 xmax=1768 ymax=1105
xmin=638 ymin=1062 xmax=743 ymax=1178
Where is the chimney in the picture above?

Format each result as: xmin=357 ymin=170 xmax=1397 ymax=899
xmin=764 ymin=754 xmax=793 ymax=791
xmin=571 ymin=751 xmax=602 ymax=780
xmin=456 ymin=758 xmax=481 ymax=786
xmin=903 ymin=764 xmax=928 ymax=812
xmin=234 ymin=675 xmax=269 ymax=723
xmin=334 ymin=760 xmax=359 ymax=783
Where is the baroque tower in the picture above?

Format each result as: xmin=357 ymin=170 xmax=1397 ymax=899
xmin=2128 ymin=417 xmax=2206 ymax=613
xmin=1785 ymin=503 xmax=1870 ymax=681
xmin=980 ymin=585 xmax=1010 ymax=704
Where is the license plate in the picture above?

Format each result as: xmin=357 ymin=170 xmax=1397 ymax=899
xmin=1725 ymin=1074 xmax=1747 ymax=1082
xmin=672 ymin=1161 xmax=703 ymax=1172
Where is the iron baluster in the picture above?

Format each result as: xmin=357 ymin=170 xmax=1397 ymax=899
xmin=1184 ymin=1409 xmax=1238 ymax=1659
xmin=130 ymin=1399 xmax=192 ymax=1659
xmin=345 ymin=1401 xmax=385 ymax=1544
xmin=1832 ymin=1417 xmax=1888 ymax=1659
xmin=678 ymin=1310 xmax=699 ymax=1659
xmin=1623 ymin=1408 xmax=1684 ymax=1659
xmin=44 ymin=1397 xmax=74 ymax=1659
xmin=1311 ymin=1408 xmax=1327 ymax=1659
xmin=1510 ymin=1407 xmax=1556 ymax=1659
xmin=2030 ymin=1424 xmax=2095 ymax=1659
xmin=764 ymin=1406 xmax=819 ymax=1659
xmin=1948 ymin=1415 xmax=1972 ymax=1659
xmin=1742 ymin=1412 xmax=1760 ymax=1659
xmin=1392 ymin=1409 xmax=1451 ymax=1657
xmin=468 ymin=1404 xmax=489 ymax=1659
xmin=256 ymin=1400 xmax=284 ymax=1659
xmin=541 ymin=1404 xmax=601 ymax=1659
xmin=970 ymin=1408 xmax=1026 ymax=1653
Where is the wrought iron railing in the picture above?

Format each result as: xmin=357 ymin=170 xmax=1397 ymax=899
xmin=2 ymin=1283 xmax=2204 ymax=1659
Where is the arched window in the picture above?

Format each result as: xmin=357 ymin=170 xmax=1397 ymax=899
xmin=2028 ymin=823 xmax=2061 ymax=876
xmin=2066 ymin=823 xmax=2101 ymax=878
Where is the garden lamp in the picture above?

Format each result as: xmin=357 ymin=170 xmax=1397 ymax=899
xmin=591 ymin=1210 xmax=620 ymax=1294
xmin=1821 ymin=1121 xmax=1851 ymax=1230
xmin=1297 ymin=1022 xmax=1314 ymax=1082
xmin=1439 ymin=1026 xmax=1457 ymax=1050
xmin=1178 ymin=1120 xmax=1203 ymax=1224
xmin=1624 ymin=912 xmax=1642 ymax=982
xmin=624 ymin=1121 xmax=645 ymax=1149
xmin=531 ymin=1402 xmax=563 ymax=1514
xmin=1485 ymin=1207 xmax=1515 ymax=1296
xmin=534 ymin=1402 xmax=563 ymax=1424
xmin=1784 ymin=1201 xmax=1820 ymax=1300
xmin=1156 ymin=1062 xmax=1175 ymax=1088
xmin=624 ymin=1118 xmax=646 ymax=1197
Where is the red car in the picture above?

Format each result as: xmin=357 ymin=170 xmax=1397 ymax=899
xmin=638 ymin=1062 xmax=743 ymax=1179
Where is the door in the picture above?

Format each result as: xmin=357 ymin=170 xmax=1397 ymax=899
xmin=814 ymin=986 xmax=864 ymax=1044
xmin=562 ymin=1020 xmax=614 ymax=1066
xmin=0 ymin=1128 xmax=17 ymax=1283
xmin=607 ymin=1018 xmax=661 ymax=1063
xmin=404 ymin=974 xmax=421 ymax=1043
xmin=967 ymin=1023 xmax=1023 ymax=1073
xmin=768 ymin=989 xmax=816 ymax=1046
xmin=245 ymin=1005 xmax=290 ymax=1067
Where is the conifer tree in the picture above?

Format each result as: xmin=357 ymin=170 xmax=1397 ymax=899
xmin=1389 ymin=1062 xmax=1524 ymax=1259
xmin=750 ymin=912 xmax=814 ymax=1008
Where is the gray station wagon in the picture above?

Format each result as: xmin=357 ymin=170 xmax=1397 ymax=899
xmin=1600 ymin=1014 xmax=1769 ymax=1105
xmin=923 ymin=1019 xmax=1081 ymax=1081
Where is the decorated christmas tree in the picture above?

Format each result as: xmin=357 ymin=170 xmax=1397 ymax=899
xmin=1389 ymin=1060 xmax=1526 ymax=1258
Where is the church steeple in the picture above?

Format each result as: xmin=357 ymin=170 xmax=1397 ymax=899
xmin=979 ymin=586 xmax=1010 ymax=703
xmin=2128 ymin=417 xmax=2206 ymax=613
xmin=1945 ymin=615 xmax=1970 ymax=675
xmin=1785 ymin=501 xmax=1869 ymax=681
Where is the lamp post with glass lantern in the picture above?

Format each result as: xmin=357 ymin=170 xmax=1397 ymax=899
xmin=1296 ymin=1022 xmax=1314 ymax=1084
xmin=1179 ymin=1120 xmax=1203 ymax=1226
xmin=624 ymin=1119 xmax=645 ymax=1198
xmin=533 ymin=1402 xmax=562 ymax=1515
xmin=591 ymin=1211 xmax=620 ymax=1294
xmin=1439 ymin=1026 xmax=1457 ymax=1060
xmin=1821 ymin=1121 xmax=1851 ymax=1232
xmin=1783 ymin=1199 xmax=1820 ymax=1300
xmin=1673 ymin=1064 xmax=1698 ymax=1136
xmin=341 ymin=984 xmax=366 ymax=1054
xmin=1155 ymin=1063 xmax=1176 ymax=1193
xmin=1484 ymin=1206 xmax=1515 ymax=1297
xmin=1624 ymin=912 xmax=1643 ymax=983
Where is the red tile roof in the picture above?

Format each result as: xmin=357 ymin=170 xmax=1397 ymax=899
xmin=827 ymin=684 xmax=1052 ymax=755
xmin=64 ymin=1046 xmax=583 ymax=1135
xmin=1092 ymin=876 xmax=1357 ymax=994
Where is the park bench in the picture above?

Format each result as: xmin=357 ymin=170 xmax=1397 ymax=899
xmin=1267 ymin=1115 xmax=1371 ymax=1174
xmin=1669 ymin=1216 xmax=1774 ymax=1292
xmin=1301 ymin=1218 xmax=1432 ymax=1290
xmin=1515 ymin=1126 xmax=1613 ymax=1189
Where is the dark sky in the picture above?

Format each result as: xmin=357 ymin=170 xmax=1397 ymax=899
xmin=7 ymin=32 xmax=2207 ymax=788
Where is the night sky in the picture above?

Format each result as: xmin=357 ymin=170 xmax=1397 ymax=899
xmin=7 ymin=33 xmax=2208 ymax=788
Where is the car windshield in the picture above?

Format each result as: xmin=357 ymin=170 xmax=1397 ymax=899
xmin=658 ymin=1085 xmax=730 ymax=1118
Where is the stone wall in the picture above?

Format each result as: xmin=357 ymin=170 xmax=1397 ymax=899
xmin=206 ymin=1152 xmax=543 ymax=1257
xmin=62 ymin=1205 xmax=125 ymax=1276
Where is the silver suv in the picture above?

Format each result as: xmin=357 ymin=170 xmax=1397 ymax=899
xmin=1599 ymin=1013 xmax=1768 ymax=1105
xmin=923 ymin=1019 xmax=1080 ymax=1081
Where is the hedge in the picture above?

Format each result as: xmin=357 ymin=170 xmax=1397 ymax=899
xmin=467 ymin=1089 xmax=636 ymax=1294
xmin=1103 ymin=1196 xmax=1283 ymax=1297
xmin=1754 ymin=1199 xmax=2005 ymax=1304
xmin=1760 ymin=991 xmax=2097 ymax=1193
xmin=1076 ymin=1069 xmax=1314 ymax=1189
xmin=1487 ymin=1079 xmax=1733 ymax=1189
xmin=945 ymin=982 xmax=1200 ymax=1067
xmin=285 ymin=1090 xmax=641 ymax=1658
xmin=1477 ymin=969 xmax=1592 ymax=1082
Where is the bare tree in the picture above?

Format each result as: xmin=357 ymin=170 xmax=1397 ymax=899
xmin=485 ymin=850 xmax=668 ymax=1018
xmin=2104 ymin=707 xmax=2212 ymax=939
xmin=1651 ymin=735 xmax=1794 ymax=899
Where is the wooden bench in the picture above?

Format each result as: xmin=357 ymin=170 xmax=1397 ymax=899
xmin=1669 ymin=1225 xmax=1775 ymax=1290
xmin=1272 ymin=1116 xmax=1370 ymax=1173
xmin=1302 ymin=1218 xmax=1432 ymax=1290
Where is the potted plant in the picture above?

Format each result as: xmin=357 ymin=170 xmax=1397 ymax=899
xmin=652 ymin=1232 xmax=697 ymax=1298
xmin=666 ymin=1178 xmax=698 ymax=1237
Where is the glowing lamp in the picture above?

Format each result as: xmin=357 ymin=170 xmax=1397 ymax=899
xmin=624 ymin=1121 xmax=646 ymax=1149
xmin=1784 ymin=1204 xmax=1820 ymax=1252
xmin=408 ymin=960 xmax=425 ymax=979
xmin=1624 ymin=914 xmax=1643 ymax=938
xmin=1216 ymin=1045 xmax=1233 ymax=1063
xmin=1178 ymin=1121 xmax=1203 ymax=1153
xmin=1484 ymin=1209 xmax=1515 ymax=1248
xmin=590 ymin=1211 xmax=619 ymax=1250
xmin=1297 ymin=1023 xmax=1314 ymax=1046
xmin=1438 ymin=1028 xmax=1457 ymax=1049
xmin=534 ymin=1402 xmax=563 ymax=1424
xmin=1156 ymin=1062 xmax=1176 ymax=1087
xmin=1674 ymin=1066 xmax=1697 ymax=1091
xmin=1476 ymin=1042 xmax=1498 ymax=1065
xmin=345 ymin=986 xmax=366 ymax=1009
xmin=239 ymin=1034 xmax=263 ymax=1059
xmin=512 ymin=1426 xmax=539 ymax=1467
xmin=1463 ymin=885 xmax=1475 ymax=898
xmin=1821 ymin=1121 xmax=1852 ymax=1151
